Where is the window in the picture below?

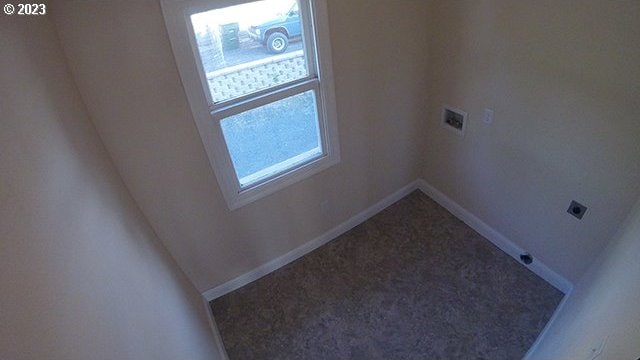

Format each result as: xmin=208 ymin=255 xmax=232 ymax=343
xmin=162 ymin=0 xmax=339 ymax=209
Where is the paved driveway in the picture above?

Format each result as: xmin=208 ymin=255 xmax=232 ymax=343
xmin=224 ymin=38 xmax=304 ymax=68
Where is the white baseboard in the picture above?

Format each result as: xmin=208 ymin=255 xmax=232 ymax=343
xmin=202 ymin=180 xmax=422 ymax=301
xmin=201 ymin=296 xmax=229 ymax=360
xmin=202 ymin=178 xmax=572 ymax=301
xmin=522 ymin=290 xmax=572 ymax=360
xmin=416 ymin=179 xmax=573 ymax=294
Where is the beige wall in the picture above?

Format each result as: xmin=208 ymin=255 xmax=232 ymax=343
xmin=52 ymin=0 xmax=430 ymax=292
xmin=527 ymin=198 xmax=640 ymax=359
xmin=50 ymin=0 xmax=640 ymax=299
xmin=8 ymin=1 xmax=640 ymax=357
xmin=0 ymin=15 xmax=221 ymax=360
xmin=422 ymin=0 xmax=640 ymax=283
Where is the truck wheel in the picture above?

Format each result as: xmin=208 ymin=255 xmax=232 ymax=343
xmin=266 ymin=32 xmax=288 ymax=54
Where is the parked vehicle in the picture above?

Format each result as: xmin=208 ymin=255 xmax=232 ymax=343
xmin=248 ymin=2 xmax=301 ymax=54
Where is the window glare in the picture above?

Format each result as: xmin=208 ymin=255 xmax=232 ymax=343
xmin=190 ymin=0 xmax=295 ymax=31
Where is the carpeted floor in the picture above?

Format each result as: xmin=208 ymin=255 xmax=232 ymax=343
xmin=211 ymin=191 xmax=563 ymax=359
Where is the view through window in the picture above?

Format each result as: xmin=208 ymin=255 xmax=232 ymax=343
xmin=190 ymin=0 xmax=324 ymax=188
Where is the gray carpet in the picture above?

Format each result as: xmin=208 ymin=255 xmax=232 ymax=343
xmin=211 ymin=191 xmax=563 ymax=359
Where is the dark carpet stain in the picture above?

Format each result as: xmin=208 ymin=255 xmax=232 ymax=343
xmin=211 ymin=191 xmax=563 ymax=359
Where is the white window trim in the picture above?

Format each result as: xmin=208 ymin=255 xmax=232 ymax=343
xmin=161 ymin=0 xmax=340 ymax=210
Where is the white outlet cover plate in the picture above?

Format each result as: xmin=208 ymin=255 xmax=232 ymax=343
xmin=483 ymin=108 xmax=494 ymax=124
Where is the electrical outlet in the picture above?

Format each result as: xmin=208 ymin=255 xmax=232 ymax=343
xmin=483 ymin=108 xmax=494 ymax=124
xmin=568 ymin=200 xmax=588 ymax=220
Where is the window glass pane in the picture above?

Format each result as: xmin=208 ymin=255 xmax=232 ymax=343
xmin=190 ymin=0 xmax=309 ymax=104
xmin=220 ymin=90 xmax=322 ymax=187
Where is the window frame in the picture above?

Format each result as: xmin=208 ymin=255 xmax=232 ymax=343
xmin=161 ymin=0 xmax=340 ymax=210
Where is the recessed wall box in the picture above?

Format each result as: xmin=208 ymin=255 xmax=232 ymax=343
xmin=442 ymin=105 xmax=468 ymax=136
